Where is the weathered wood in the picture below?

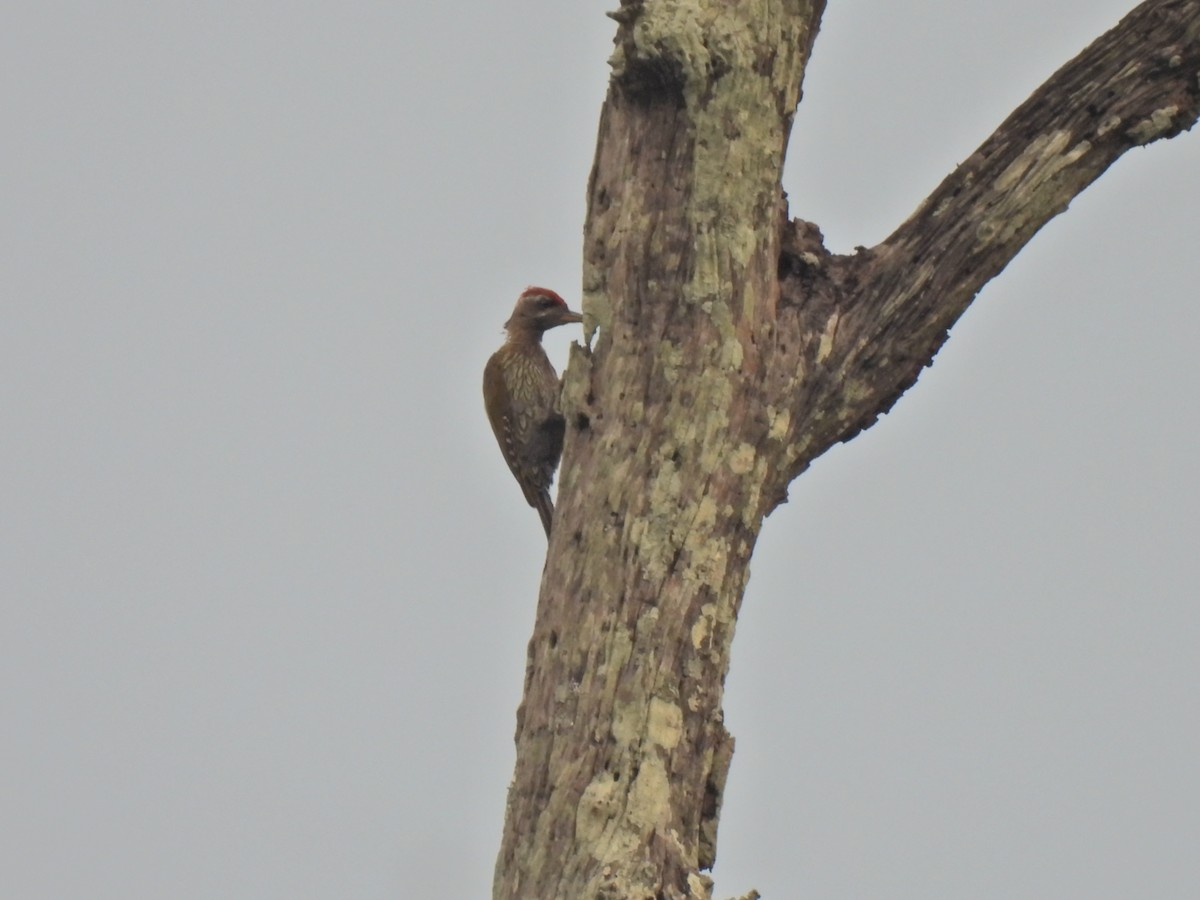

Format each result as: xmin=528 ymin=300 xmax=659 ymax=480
xmin=773 ymin=0 xmax=1200 ymax=490
xmin=494 ymin=2 xmax=1199 ymax=897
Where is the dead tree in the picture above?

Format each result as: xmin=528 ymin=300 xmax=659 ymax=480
xmin=494 ymin=2 xmax=1200 ymax=897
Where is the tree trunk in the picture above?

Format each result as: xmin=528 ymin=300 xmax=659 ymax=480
xmin=494 ymin=2 xmax=1200 ymax=897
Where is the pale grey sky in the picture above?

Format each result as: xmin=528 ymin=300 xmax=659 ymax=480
xmin=3 ymin=3 xmax=1196 ymax=898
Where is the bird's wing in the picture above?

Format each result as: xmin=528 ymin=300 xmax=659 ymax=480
xmin=484 ymin=347 xmax=559 ymax=537
xmin=483 ymin=352 xmax=521 ymax=478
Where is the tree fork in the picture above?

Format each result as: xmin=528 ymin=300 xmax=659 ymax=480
xmin=494 ymin=2 xmax=1199 ymax=898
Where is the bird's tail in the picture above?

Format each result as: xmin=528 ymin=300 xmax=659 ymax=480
xmin=534 ymin=491 xmax=553 ymax=539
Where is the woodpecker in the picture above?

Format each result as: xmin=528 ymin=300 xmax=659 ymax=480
xmin=483 ymin=286 xmax=583 ymax=537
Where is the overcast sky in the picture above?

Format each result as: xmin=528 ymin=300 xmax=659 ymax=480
xmin=3 ymin=2 xmax=1197 ymax=898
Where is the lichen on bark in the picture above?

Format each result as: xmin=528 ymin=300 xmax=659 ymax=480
xmin=495 ymin=2 xmax=1200 ymax=897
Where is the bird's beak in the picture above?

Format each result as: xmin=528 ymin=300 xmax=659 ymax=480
xmin=559 ymin=308 xmax=584 ymax=325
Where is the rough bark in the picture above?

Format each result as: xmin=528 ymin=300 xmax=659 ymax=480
xmin=494 ymin=2 xmax=1200 ymax=898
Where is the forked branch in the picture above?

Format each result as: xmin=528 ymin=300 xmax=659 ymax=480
xmin=772 ymin=0 xmax=1200 ymax=492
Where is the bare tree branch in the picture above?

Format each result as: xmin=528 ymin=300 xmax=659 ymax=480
xmin=773 ymin=0 xmax=1200 ymax=492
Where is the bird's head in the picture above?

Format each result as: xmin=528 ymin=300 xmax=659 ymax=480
xmin=505 ymin=287 xmax=583 ymax=337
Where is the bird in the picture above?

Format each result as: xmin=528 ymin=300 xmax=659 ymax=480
xmin=483 ymin=286 xmax=583 ymax=537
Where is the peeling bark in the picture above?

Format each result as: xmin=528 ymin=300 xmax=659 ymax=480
xmin=494 ymin=2 xmax=1200 ymax=897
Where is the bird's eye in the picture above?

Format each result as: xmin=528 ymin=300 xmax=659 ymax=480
xmin=537 ymin=297 xmax=557 ymax=309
